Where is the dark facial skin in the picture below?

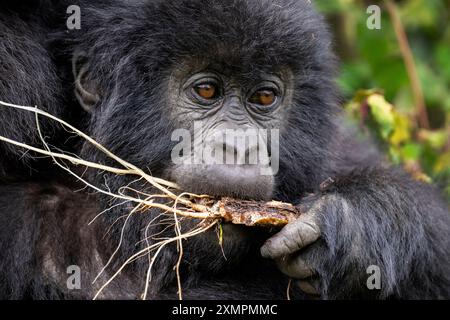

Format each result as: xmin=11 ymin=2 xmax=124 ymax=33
xmin=165 ymin=63 xmax=294 ymax=200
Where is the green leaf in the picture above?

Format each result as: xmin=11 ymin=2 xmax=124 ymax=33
xmin=435 ymin=42 xmax=450 ymax=81
xmin=419 ymin=129 xmax=449 ymax=150
xmin=434 ymin=152 xmax=450 ymax=174
xmin=367 ymin=94 xmax=395 ymax=140
xmin=401 ymin=143 xmax=422 ymax=161
xmin=390 ymin=114 xmax=411 ymax=146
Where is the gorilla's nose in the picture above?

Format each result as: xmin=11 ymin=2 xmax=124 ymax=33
xmin=170 ymin=128 xmax=275 ymax=200
xmin=217 ymin=140 xmax=259 ymax=165
xmin=204 ymin=131 xmax=269 ymax=167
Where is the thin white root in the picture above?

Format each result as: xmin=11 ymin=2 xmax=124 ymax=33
xmin=93 ymin=220 xmax=218 ymax=300
xmin=0 ymin=100 xmax=298 ymax=300
xmin=0 ymin=100 xmax=224 ymax=300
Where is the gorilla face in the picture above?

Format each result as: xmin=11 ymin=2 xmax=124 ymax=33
xmin=165 ymin=63 xmax=295 ymax=200
xmin=70 ymin=0 xmax=338 ymax=266
xmin=74 ymin=0 xmax=337 ymax=202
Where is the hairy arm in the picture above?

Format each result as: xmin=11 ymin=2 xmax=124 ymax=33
xmin=0 ymin=181 xmax=104 ymax=299
xmin=262 ymin=166 xmax=450 ymax=299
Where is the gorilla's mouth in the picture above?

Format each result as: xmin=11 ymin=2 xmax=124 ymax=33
xmin=168 ymin=163 xmax=275 ymax=201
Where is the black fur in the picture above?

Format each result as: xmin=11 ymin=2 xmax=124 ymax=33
xmin=0 ymin=0 xmax=449 ymax=299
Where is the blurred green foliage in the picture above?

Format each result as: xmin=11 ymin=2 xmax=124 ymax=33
xmin=315 ymin=0 xmax=450 ymax=202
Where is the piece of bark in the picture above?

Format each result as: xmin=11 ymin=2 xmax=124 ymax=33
xmin=212 ymin=197 xmax=300 ymax=227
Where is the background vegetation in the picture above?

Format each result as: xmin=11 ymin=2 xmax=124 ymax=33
xmin=315 ymin=0 xmax=450 ymax=202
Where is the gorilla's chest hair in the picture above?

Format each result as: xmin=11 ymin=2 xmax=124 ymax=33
xmin=35 ymin=184 xmax=292 ymax=299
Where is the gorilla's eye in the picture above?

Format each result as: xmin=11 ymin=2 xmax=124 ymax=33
xmin=249 ymin=89 xmax=277 ymax=106
xmin=194 ymin=83 xmax=218 ymax=100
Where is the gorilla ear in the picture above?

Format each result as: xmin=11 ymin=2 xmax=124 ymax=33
xmin=72 ymin=51 xmax=100 ymax=112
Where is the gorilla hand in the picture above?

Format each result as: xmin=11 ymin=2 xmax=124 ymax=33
xmin=260 ymin=194 xmax=338 ymax=296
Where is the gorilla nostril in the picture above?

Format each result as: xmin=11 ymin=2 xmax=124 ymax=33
xmin=244 ymin=148 xmax=251 ymax=164
xmin=245 ymin=144 xmax=263 ymax=165
xmin=222 ymin=142 xmax=234 ymax=164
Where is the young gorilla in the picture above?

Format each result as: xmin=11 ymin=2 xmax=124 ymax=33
xmin=0 ymin=0 xmax=449 ymax=299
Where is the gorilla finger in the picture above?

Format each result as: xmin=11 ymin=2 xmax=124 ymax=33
xmin=276 ymin=255 xmax=314 ymax=279
xmin=261 ymin=214 xmax=320 ymax=259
